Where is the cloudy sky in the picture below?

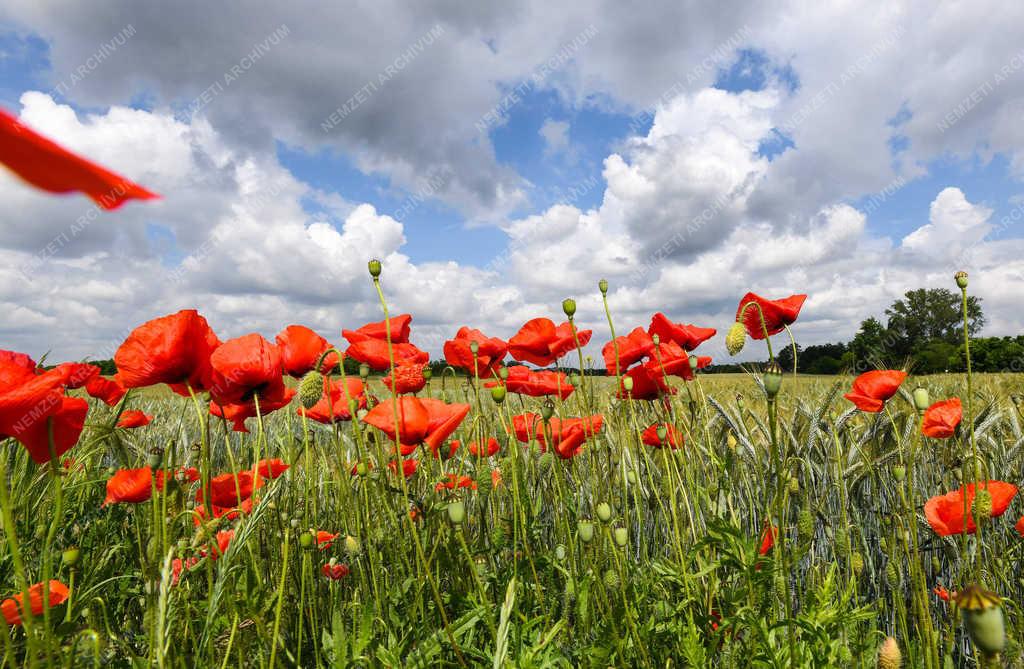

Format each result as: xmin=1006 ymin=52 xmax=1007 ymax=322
xmin=1 ymin=1 xmax=1023 ymax=363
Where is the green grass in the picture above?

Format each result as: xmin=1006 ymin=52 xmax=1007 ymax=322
xmin=2 ymin=369 xmax=1023 ymax=667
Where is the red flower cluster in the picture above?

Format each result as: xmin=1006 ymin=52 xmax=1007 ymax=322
xmin=508 ymin=318 xmax=592 ymax=367
xmin=485 ymin=365 xmax=574 ymax=399
xmin=444 ymin=327 xmax=507 ymax=378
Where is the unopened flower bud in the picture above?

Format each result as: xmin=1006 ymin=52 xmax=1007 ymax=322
xmin=562 ymin=298 xmax=576 ymax=318
xmin=469 ymin=340 xmax=479 ymax=355
xmin=956 ymin=585 xmax=1006 ymax=657
xmin=912 ymin=387 xmax=930 ymax=412
xmin=541 ymin=400 xmax=555 ymax=420
xmin=954 ymin=271 xmax=968 ymax=289
xmin=596 ymin=502 xmax=612 ymax=523
xmin=299 ymin=531 xmax=315 ymax=549
xmin=577 ymin=520 xmax=594 ymax=544
xmin=62 ymin=547 xmax=81 ymax=568
xmin=622 ymin=376 xmax=634 ymax=392
xmin=490 ymin=385 xmax=506 ymax=404
xmin=688 ymin=354 xmax=699 ymax=371
xmin=498 ymin=366 xmax=509 ymax=381
xmin=356 ymin=462 xmax=368 ymax=477
xmin=726 ymin=321 xmax=747 ymax=356
xmin=555 ymin=544 xmax=567 ymax=561
xmin=651 ymin=334 xmax=660 ymax=347
xmin=613 ymin=527 xmax=628 ymax=547
xmin=447 ymin=500 xmax=466 ymax=525
xmin=656 ymin=425 xmax=668 ymax=442
xmin=359 ymin=363 xmax=369 ymax=379
xmin=877 ymin=636 xmax=902 ymax=669
xmin=298 ymin=370 xmax=324 ymax=409
xmin=892 ymin=465 xmax=905 ymax=482
xmin=344 ymin=535 xmax=361 ymax=555
xmin=973 ymin=489 xmax=993 ymax=520
xmin=367 ymin=259 xmax=382 ymax=278
xmin=598 ymin=279 xmax=608 ymax=295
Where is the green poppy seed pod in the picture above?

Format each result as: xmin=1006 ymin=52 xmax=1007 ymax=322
xmin=877 ymin=636 xmax=902 ymax=669
xmin=892 ymin=465 xmax=905 ymax=482
xmin=726 ymin=321 xmax=747 ymax=356
xmin=598 ymin=279 xmax=608 ymax=295
xmin=298 ymin=370 xmax=324 ymax=409
xmin=735 ymin=394 xmax=745 ymax=410
xmin=498 ymin=366 xmax=509 ymax=380
xmin=955 ymin=271 xmax=968 ymax=289
xmin=912 ymin=387 xmax=930 ymax=412
xmin=578 ymin=520 xmax=595 ymax=544
xmin=147 ymin=448 xmax=163 ymax=470
xmin=299 ymin=531 xmax=315 ymax=550
xmin=344 ymin=535 xmax=361 ymax=555
xmin=763 ymin=361 xmax=783 ymax=399
xmin=596 ymin=502 xmax=612 ymax=523
xmin=613 ymin=527 xmax=628 ymax=547
xmin=603 ymin=569 xmax=620 ymax=590
xmin=541 ymin=400 xmax=555 ymax=420
xmin=469 ymin=340 xmax=479 ymax=355
xmin=973 ymin=489 xmax=993 ymax=521
xmin=851 ymin=552 xmax=865 ymax=577
xmin=555 ymin=544 xmax=567 ymax=561
xmin=367 ymin=259 xmax=382 ymax=278
xmin=956 ymin=585 xmax=1006 ymax=657
xmin=447 ymin=500 xmax=466 ymax=525
xmin=626 ymin=470 xmax=637 ymax=485
xmin=688 ymin=354 xmax=699 ymax=371
xmin=356 ymin=462 xmax=369 ymax=477
xmin=656 ymin=425 xmax=668 ymax=442
xmin=422 ymin=366 xmax=432 ymax=380
xmin=359 ymin=363 xmax=370 ymax=379
xmin=62 ymin=546 xmax=81 ymax=568
xmin=490 ymin=385 xmax=506 ymax=404
xmin=622 ymin=376 xmax=634 ymax=392
xmin=651 ymin=333 xmax=660 ymax=347
xmin=562 ymin=298 xmax=576 ymax=318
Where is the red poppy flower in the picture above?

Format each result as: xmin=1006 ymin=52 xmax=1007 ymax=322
xmin=362 ymin=397 xmax=470 ymax=450
xmin=53 ymin=362 xmax=100 ymax=389
xmin=208 ymin=333 xmax=287 ymax=405
xmin=343 ymin=314 xmax=413 ymax=345
xmin=617 ymin=364 xmax=675 ymax=400
xmin=171 ymin=557 xmax=199 ymax=586
xmin=349 ymin=461 xmax=373 ymax=476
xmin=1016 ymin=515 xmax=1024 ymax=538
xmin=509 ymin=413 xmax=540 ymax=443
xmin=922 ymin=398 xmax=962 ymax=439
xmin=191 ymin=497 xmax=253 ymax=526
xmin=508 ymin=318 xmax=592 ymax=367
xmin=696 ymin=356 xmax=712 ymax=369
xmin=387 ymin=458 xmax=418 ymax=478
xmin=275 ymin=325 xmax=337 ymax=377
xmin=485 ymin=366 xmax=574 ymax=399
xmin=536 ymin=415 xmax=604 ymax=458
xmin=644 ymin=340 xmax=696 ymax=381
xmin=203 ymin=470 xmax=261 ymax=508
xmin=443 ymin=327 xmax=507 ymax=378
xmin=428 ymin=439 xmax=459 ymax=459
xmin=104 ymin=467 xmax=160 ymax=505
xmin=641 ymin=422 xmax=683 ymax=448
xmin=1 ymin=581 xmax=69 ymax=626
xmin=383 ymin=362 xmax=427 ymax=394
xmin=345 ymin=339 xmax=429 ymax=372
xmin=736 ymin=293 xmax=807 ymax=339
xmin=1 ymin=393 xmax=89 ymax=464
xmin=435 ymin=473 xmax=477 ymax=493
xmin=316 ymin=531 xmax=338 ymax=549
xmin=924 ymin=481 xmax=1017 ymax=536
xmin=468 ymin=437 xmax=501 ymax=457
xmin=204 ymin=530 xmax=235 ymax=561
xmin=0 ymin=107 xmax=158 ymax=209
xmin=759 ymin=525 xmax=778 ymax=555
xmin=117 ymin=409 xmax=152 ymax=428
xmin=114 ymin=310 xmax=221 ymax=396
xmin=210 ymin=387 xmax=296 ymax=432
xmin=601 ymin=327 xmax=654 ymax=375
xmin=322 ymin=563 xmax=350 ymax=580
xmin=85 ymin=375 xmax=126 ymax=406
xmin=257 ymin=458 xmax=289 ymax=479
xmin=933 ymin=586 xmax=952 ymax=602
xmin=648 ymin=313 xmax=717 ymax=351
xmin=843 ymin=370 xmax=907 ymax=413
xmin=298 ymin=378 xmax=366 ymax=424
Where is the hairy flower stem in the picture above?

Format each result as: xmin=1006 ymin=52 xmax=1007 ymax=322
xmin=0 ymin=440 xmax=38 ymax=668
xmin=40 ymin=419 xmax=65 ymax=668
xmin=960 ymin=284 xmax=984 ymax=582
xmin=267 ymin=529 xmax=290 ymax=669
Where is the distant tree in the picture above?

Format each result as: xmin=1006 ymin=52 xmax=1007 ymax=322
xmin=849 ymin=317 xmax=888 ymax=369
xmin=884 ymin=288 xmax=984 ymax=356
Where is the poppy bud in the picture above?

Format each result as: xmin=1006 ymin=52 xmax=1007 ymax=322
xmin=726 ymin=322 xmax=746 ymax=356
xmin=688 ymin=354 xmax=699 ymax=371
xmin=469 ymin=340 xmax=479 ymax=355
xmin=603 ymin=569 xmax=620 ymax=590
xmin=555 ymin=544 xmax=567 ymax=561
xmin=954 ymin=271 xmax=968 ymax=289
xmin=498 ymin=366 xmax=509 ymax=380
xmin=788 ymin=476 xmax=799 ymax=495
xmin=892 ymin=465 xmax=905 ymax=481
xmin=344 ymin=535 xmax=361 ymax=555
xmin=541 ymin=400 xmax=555 ymax=420
xmin=598 ymin=279 xmax=608 ymax=295
xmin=956 ymin=585 xmax=1006 ymax=658
xmin=651 ymin=334 xmax=660 ymax=347
xmin=359 ymin=363 xmax=369 ymax=379
xmin=490 ymin=385 xmax=506 ymax=404
xmin=62 ymin=547 xmax=81 ymax=568
xmin=626 ymin=470 xmax=637 ymax=485
xmin=797 ymin=509 xmax=814 ymax=544
xmin=763 ymin=361 xmax=783 ymax=398
xmin=299 ymin=531 xmax=315 ymax=549
xmin=367 ymin=259 xmax=382 ymax=278
xmin=356 ymin=462 xmax=368 ymax=477
xmin=973 ymin=489 xmax=993 ymax=520
xmin=290 ymin=518 xmax=300 ymax=529
xmin=562 ymin=298 xmax=576 ymax=318
xmin=622 ymin=376 xmax=634 ymax=392
xmin=885 ymin=560 xmax=900 ymax=588
xmin=298 ymin=370 xmax=324 ymax=410
xmin=877 ymin=636 xmax=902 ymax=669
xmin=596 ymin=502 xmax=612 ymax=523
xmin=912 ymin=387 xmax=930 ymax=412
xmin=851 ymin=552 xmax=865 ymax=577
xmin=613 ymin=527 xmax=628 ymax=547
xmin=578 ymin=520 xmax=595 ymax=544
xmin=147 ymin=448 xmax=163 ymax=469
xmin=422 ymin=366 xmax=432 ymax=380
xmin=447 ymin=500 xmax=466 ymax=525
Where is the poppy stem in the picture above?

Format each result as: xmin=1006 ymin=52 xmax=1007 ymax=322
xmin=0 ymin=439 xmax=38 ymax=668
